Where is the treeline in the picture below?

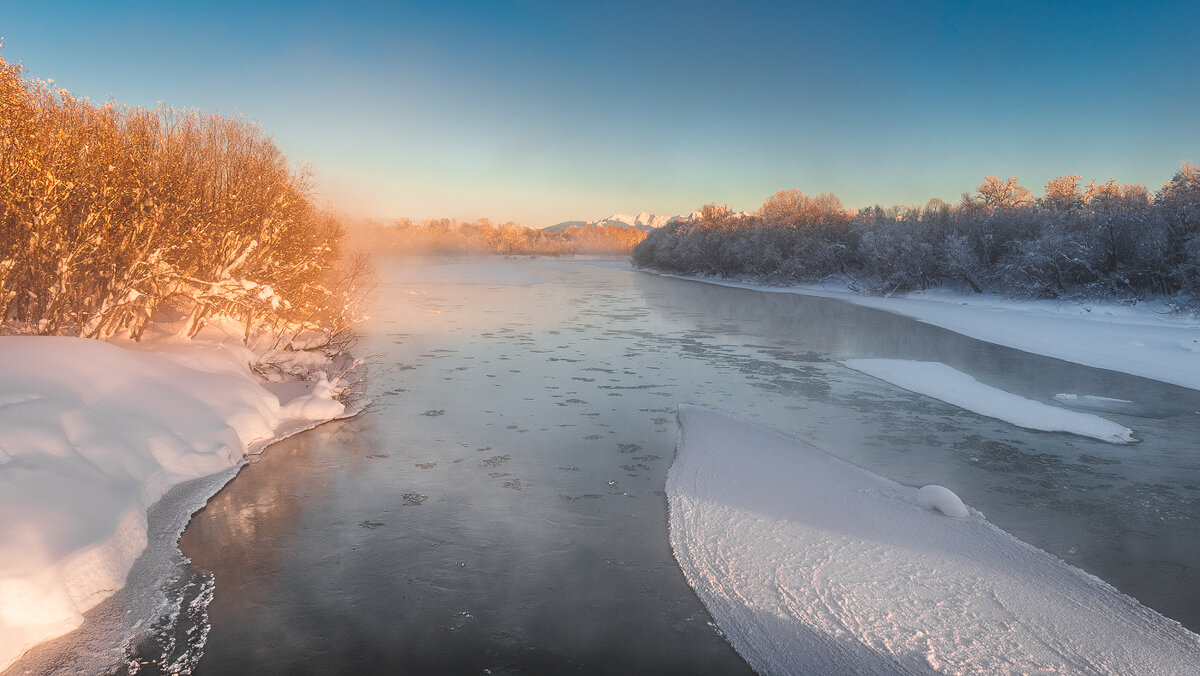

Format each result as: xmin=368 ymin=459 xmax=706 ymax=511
xmin=632 ymin=167 xmax=1200 ymax=306
xmin=0 ymin=56 xmax=368 ymax=349
xmin=345 ymin=217 xmax=647 ymax=256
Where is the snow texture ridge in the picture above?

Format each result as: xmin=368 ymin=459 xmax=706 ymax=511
xmin=0 ymin=335 xmax=350 ymax=671
xmin=842 ymin=359 xmax=1137 ymax=444
xmin=667 ymin=405 xmax=1200 ymax=675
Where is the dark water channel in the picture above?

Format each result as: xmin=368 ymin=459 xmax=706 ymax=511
xmin=179 ymin=259 xmax=1200 ymax=674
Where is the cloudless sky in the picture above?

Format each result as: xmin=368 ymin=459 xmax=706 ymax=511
xmin=3 ymin=1 xmax=1198 ymax=227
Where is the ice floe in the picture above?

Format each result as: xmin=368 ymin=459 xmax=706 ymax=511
xmin=842 ymin=359 xmax=1136 ymax=444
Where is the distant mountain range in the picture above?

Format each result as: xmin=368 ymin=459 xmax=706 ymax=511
xmin=543 ymin=210 xmax=753 ymax=232
xmin=543 ymin=211 xmax=677 ymax=232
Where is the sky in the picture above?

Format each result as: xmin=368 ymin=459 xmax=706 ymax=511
xmin=3 ymin=1 xmax=1198 ymax=227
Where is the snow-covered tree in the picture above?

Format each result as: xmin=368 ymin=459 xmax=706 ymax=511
xmin=976 ymin=175 xmax=1034 ymax=209
xmin=1156 ymin=163 xmax=1200 ymax=296
xmin=1043 ymin=174 xmax=1083 ymax=211
xmin=632 ymin=166 xmax=1199 ymax=309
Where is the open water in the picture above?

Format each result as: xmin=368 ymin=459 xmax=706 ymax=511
xmin=174 ymin=258 xmax=1200 ymax=674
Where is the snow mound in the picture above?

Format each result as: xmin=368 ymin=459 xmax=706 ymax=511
xmin=282 ymin=374 xmax=347 ymax=420
xmin=843 ymin=359 xmax=1137 ymax=444
xmin=917 ymin=485 xmax=969 ymax=518
xmin=0 ymin=336 xmax=348 ymax=671
xmin=667 ymin=405 xmax=1200 ymax=674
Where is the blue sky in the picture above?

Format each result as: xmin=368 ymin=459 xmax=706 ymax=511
xmin=3 ymin=1 xmax=1197 ymax=227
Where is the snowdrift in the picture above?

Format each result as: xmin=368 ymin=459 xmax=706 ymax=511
xmin=667 ymin=405 xmax=1200 ymax=674
xmin=0 ymin=336 xmax=351 ymax=671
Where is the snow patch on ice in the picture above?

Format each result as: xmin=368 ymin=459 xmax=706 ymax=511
xmin=843 ymin=359 xmax=1137 ymax=444
xmin=0 ymin=335 xmax=354 ymax=671
xmin=667 ymin=405 xmax=1200 ymax=674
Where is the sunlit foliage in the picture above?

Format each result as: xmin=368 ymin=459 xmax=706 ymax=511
xmin=0 ymin=55 xmax=369 ymax=348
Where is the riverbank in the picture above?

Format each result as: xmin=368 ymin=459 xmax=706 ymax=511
xmin=640 ymin=269 xmax=1200 ymax=391
xmin=0 ymin=324 xmax=364 ymax=672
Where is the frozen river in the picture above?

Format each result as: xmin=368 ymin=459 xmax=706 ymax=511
xmin=179 ymin=258 xmax=1200 ymax=673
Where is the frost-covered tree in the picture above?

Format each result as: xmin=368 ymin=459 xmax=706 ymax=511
xmin=1043 ymin=175 xmax=1083 ymax=211
xmin=1084 ymin=178 xmax=1122 ymax=202
xmin=976 ymin=175 xmax=1034 ymax=209
xmin=760 ymin=189 xmax=847 ymax=229
xmin=632 ymin=165 xmax=1200 ymax=309
xmin=1156 ymin=163 xmax=1200 ymax=296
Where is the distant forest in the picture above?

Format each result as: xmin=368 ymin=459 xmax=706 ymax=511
xmin=633 ymin=168 xmax=1200 ymax=308
xmin=345 ymin=218 xmax=647 ymax=256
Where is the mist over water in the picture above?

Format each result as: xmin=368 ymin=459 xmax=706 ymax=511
xmin=179 ymin=258 xmax=1200 ymax=673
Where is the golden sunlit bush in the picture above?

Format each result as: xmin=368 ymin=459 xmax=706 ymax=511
xmin=0 ymin=55 xmax=368 ymax=348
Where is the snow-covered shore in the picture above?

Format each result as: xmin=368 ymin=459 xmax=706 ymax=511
xmin=0 ymin=331 xmax=360 ymax=671
xmin=668 ymin=405 xmax=1200 ymax=674
xmin=641 ymin=271 xmax=1200 ymax=391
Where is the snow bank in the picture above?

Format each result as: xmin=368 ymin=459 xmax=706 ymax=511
xmin=642 ymin=271 xmax=1200 ymax=391
xmin=0 ymin=335 xmax=349 ymax=671
xmin=842 ymin=359 xmax=1137 ymax=444
xmin=668 ymin=405 xmax=1200 ymax=674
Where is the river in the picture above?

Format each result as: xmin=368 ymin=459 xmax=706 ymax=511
xmin=177 ymin=258 xmax=1200 ymax=674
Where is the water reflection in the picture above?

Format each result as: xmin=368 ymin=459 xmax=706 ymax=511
xmin=180 ymin=421 xmax=360 ymax=624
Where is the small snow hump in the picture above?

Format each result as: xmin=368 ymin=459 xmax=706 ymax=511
xmin=918 ymin=484 xmax=969 ymax=519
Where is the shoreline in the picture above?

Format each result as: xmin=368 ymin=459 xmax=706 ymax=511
xmin=5 ymin=407 xmax=367 ymax=676
xmin=634 ymin=267 xmax=1200 ymax=391
xmin=0 ymin=331 xmax=367 ymax=674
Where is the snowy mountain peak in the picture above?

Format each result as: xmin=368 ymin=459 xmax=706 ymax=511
xmin=544 ymin=209 xmax=756 ymax=232
xmin=545 ymin=212 xmax=680 ymax=232
xmin=600 ymin=212 xmax=673 ymax=229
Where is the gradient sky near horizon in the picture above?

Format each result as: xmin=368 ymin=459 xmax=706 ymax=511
xmin=3 ymin=1 xmax=1197 ymax=227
